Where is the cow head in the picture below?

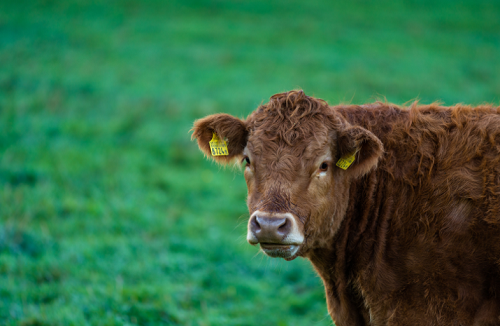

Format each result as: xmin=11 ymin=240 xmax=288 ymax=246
xmin=192 ymin=91 xmax=383 ymax=260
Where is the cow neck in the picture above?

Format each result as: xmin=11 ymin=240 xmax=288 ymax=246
xmin=307 ymin=168 xmax=394 ymax=323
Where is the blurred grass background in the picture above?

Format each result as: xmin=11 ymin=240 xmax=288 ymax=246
xmin=0 ymin=0 xmax=499 ymax=325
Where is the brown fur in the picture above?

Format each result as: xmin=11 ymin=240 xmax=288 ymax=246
xmin=192 ymin=90 xmax=500 ymax=326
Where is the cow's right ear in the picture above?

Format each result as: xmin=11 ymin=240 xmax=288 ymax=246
xmin=191 ymin=114 xmax=249 ymax=164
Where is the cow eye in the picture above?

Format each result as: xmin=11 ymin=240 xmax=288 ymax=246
xmin=319 ymin=162 xmax=328 ymax=172
xmin=243 ymin=156 xmax=251 ymax=166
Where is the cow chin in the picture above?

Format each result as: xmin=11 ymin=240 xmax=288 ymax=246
xmin=259 ymin=243 xmax=301 ymax=260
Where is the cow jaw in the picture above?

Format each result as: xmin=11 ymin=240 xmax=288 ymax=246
xmin=247 ymin=211 xmax=304 ymax=260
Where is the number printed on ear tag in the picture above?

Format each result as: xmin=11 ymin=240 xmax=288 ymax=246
xmin=336 ymin=153 xmax=356 ymax=170
xmin=209 ymin=132 xmax=229 ymax=156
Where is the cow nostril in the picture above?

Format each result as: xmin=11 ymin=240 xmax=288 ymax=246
xmin=251 ymin=216 xmax=261 ymax=232
xmin=277 ymin=217 xmax=291 ymax=235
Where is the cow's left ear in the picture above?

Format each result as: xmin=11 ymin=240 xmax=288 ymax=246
xmin=191 ymin=113 xmax=249 ymax=164
xmin=336 ymin=126 xmax=384 ymax=178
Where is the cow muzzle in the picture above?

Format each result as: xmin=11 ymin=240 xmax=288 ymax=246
xmin=247 ymin=211 xmax=304 ymax=260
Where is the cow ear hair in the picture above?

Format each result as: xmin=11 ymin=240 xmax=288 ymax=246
xmin=336 ymin=126 xmax=384 ymax=178
xmin=191 ymin=113 xmax=248 ymax=164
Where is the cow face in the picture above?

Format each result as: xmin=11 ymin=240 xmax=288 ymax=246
xmin=192 ymin=91 xmax=383 ymax=260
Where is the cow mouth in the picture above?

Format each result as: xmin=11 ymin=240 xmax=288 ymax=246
xmin=259 ymin=243 xmax=300 ymax=260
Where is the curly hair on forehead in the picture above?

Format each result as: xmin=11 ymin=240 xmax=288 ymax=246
xmin=267 ymin=90 xmax=329 ymax=119
xmin=248 ymin=90 xmax=342 ymax=146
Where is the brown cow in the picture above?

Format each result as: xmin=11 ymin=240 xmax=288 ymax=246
xmin=192 ymin=90 xmax=500 ymax=326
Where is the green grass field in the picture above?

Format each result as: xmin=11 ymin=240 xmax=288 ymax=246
xmin=1 ymin=0 xmax=499 ymax=325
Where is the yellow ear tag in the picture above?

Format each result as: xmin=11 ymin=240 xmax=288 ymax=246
xmin=209 ymin=132 xmax=229 ymax=156
xmin=336 ymin=152 xmax=356 ymax=170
